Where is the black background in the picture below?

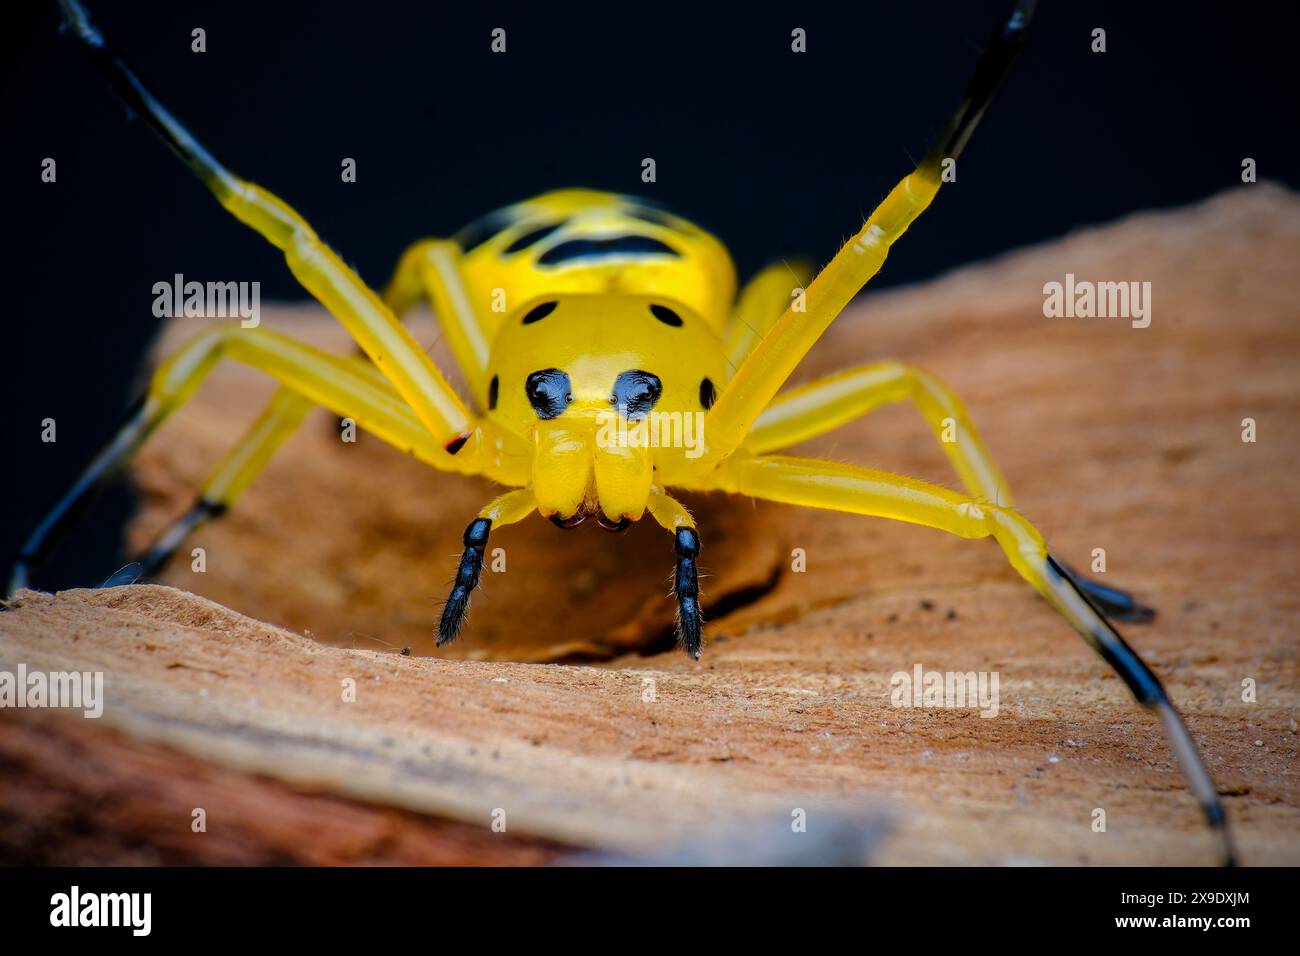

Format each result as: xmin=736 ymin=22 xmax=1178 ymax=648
xmin=3 ymin=0 xmax=1297 ymax=587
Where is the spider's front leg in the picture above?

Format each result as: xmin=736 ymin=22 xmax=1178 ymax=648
xmin=57 ymin=0 xmax=475 ymax=450
xmin=706 ymin=453 xmax=1235 ymax=865
xmin=438 ymin=489 xmax=536 ymax=647
xmin=701 ymin=0 xmax=1036 ymax=461
xmin=646 ymin=488 xmax=703 ymax=659
xmin=744 ymin=360 xmax=1155 ymax=621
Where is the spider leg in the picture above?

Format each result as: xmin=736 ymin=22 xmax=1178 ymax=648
xmin=383 ymin=240 xmax=493 ymax=403
xmin=10 ymin=326 xmax=499 ymax=594
xmin=702 ymin=0 xmax=1036 ymax=461
xmin=437 ymin=489 xmax=536 ymax=646
xmin=135 ymin=386 xmax=313 ymax=576
xmin=704 ymin=453 xmax=1235 ymax=865
xmin=744 ymin=361 xmax=1156 ymax=621
xmin=147 ymin=234 xmax=497 ymax=569
xmin=56 ymin=0 xmax=474 ymax=450
xmin=724 ymin=260 xmax=813 ymax=373
xmin=646 ymin=488 xmax=702 ymax=659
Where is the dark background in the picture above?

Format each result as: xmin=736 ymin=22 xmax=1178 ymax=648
xmin=3 ymin=0 xmax=1297 ymax=588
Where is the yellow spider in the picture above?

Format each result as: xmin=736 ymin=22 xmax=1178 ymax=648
xmin=15 ymin=0 xmax=1234 ymax=863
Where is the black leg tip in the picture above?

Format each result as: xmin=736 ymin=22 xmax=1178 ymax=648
xmin=1053 ymin=559 xmax=1158 ymax=624
xmin=438 ymin=517 xmax=493 ymax=647
xmin=672 ymin=527 xmax=703 ymax=658
xmin=677 ymin=596 xmax=702 ymax=659
xmin=437 ymin=588 xmax=470 ymax=647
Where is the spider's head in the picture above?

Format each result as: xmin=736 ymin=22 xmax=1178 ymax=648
xmin=485 ymin=294 xmax=728 ymax=527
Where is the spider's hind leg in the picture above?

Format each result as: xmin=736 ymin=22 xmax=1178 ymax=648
xmin=135 ymin=386 xmax=314 ymax=577
xmin=746 ymin=359 xmax=1159 ymax=623
xmin=716 ymin=454 xmax=1235 ymax=865
xmin=1055 ymin=561 xmax=1156 ymax=623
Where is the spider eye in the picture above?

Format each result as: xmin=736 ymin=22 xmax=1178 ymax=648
xmin=611 ymin=370 xmax=662 ymax=421
xmin=525 ymin=369 xmax=572 ymax=419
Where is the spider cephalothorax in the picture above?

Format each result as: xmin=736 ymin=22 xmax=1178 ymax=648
xmin=14 ymin=0 xmax=1236 ymax=864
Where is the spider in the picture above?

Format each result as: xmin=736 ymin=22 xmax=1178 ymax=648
xmin=14 ymin=0 xmax=1234 ymax=864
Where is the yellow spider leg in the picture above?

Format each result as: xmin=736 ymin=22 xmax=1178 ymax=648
xmin=723 ymin=260 xmax=813 ymax=374
xmin=145 ymin=236 xmax=495 ymax=569
xmin=136 ymin=387 xmax=314 ymax=574
xmin=438 ymin=489 xmax=536 ymax=646
xmin=645 ymin=487 xmax=703 ymax=658
xmin=9 ymin=326 xmax=497 ymax=594
xmin=146 ymin=326 xmax=476 ymax=471
xmin=384 ymin=240 xmax=492 ymax=401
xmin=58 ymin=0 xmax=474 ymax=451
xmin=702 ymin=1 xmax=1035 ymax=461
xmin=744 ymin=361 xmax=1013 ymax=506
xmin=705 ymin=453 xmax=1235 ymax=864
xmin=744 ymin=361 xmax=1156 ymax=621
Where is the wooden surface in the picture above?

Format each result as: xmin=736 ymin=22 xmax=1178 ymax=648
xmin=2 ymin=184 xmax=1298 ymax=865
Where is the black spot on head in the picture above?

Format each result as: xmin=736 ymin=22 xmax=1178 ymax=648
xmin=522 ymin=301 xmax=558 ymax=325
xmin=487 ymin=375 xmax=499 ymax=410
xmin=650 ymin=304 xmax=683 ymax=327
xmin=525 ymin=369 xmax=572 ymax=419
xmin=445 ymin=433 xmax=469 ymax=455
xmin=537 ymin=235 xmax=679 ymax=266
xmin=611 ymin=370 xmax=662 ymax=421
xmin=502 ymin=220 xmax=566 ymax=254
xmin=699 ymin=377 xmax=717 ymax=409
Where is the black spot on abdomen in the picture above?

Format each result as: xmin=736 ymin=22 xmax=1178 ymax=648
xmin=487 ymin=374 xmax=499 ymax=410
xmin=537 ymin=235 xmax=679 ymax=266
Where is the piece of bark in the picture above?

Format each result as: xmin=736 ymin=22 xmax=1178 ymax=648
xmin=3 ymin=184 xmax=1298 ymax=865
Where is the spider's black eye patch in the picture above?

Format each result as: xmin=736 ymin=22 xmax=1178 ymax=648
xmin=525 ymin=369 xmax=572 ymax=419
xmin=487 ymin=374 xmax=499 ymax=410
xmin=522 ymin=301 xmax=558 ymax=325
xmin=502 ymin=220 xmax=566 ymax=254
xmin=611 ymin=370 xmax=662 ymax=421
xmin=650 ymin=304 xmax=683 ymax=327
xmin=699 ymin=377 xmax=717 ymax=409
